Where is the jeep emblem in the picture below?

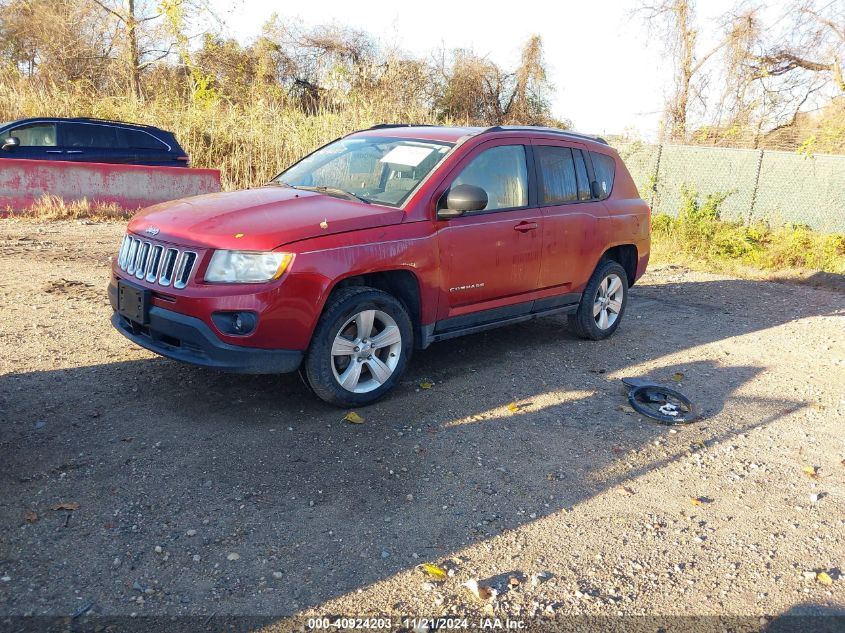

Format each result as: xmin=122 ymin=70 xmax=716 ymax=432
xmin=145 ymin=226 xmax=160 ymax=236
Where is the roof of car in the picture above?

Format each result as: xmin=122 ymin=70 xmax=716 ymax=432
xmin=0 ymin=117 xmax=170 ymax=133
xmin=348 ymin=123 xmax=609 ymax=147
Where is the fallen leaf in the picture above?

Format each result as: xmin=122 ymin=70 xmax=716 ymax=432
xmin=671 ymin=372 xmax=685 ymax=382
xmin=227 ymin=552 xmax=240 ymax=561
xmin=50 ymin=502 xmax=80 ymax=511
xmin=689 ymin=497 xmax=703 ymax=506
xmin=802 ymin=466 xmax=820 ymax=479
xmin=617 ymin=405 xmax=636 ymax=415
xmin=234 ymin=233 xmax=244 ymax=239
xmin=419 ymin=382 xmax=434 ymax=390
xmin=25 ymin=510 xmax=38 ymax=524
xmin=419 ymin=563 xmax=447 ymax=580
xmin=508 ymin=576 xmax=521 ymax=587
xmin=343 ymin=411 xmax=365 ymax=424
xmin=463 ymin=578 xmax=495 ymax=600
xmin=817 ymin=572 xmax=833 ymax=586
xmin=507 ymin=402 xmax=522 ymax=413
xmin=319 ymin=219 xmax=329 ymax=229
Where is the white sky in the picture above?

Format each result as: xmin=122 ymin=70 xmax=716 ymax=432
xmin=213 ymin=0 xmax=745 ymax=139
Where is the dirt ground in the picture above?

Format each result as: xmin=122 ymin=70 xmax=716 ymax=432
xmin=0 ymin=219 xmax=843 ymax=630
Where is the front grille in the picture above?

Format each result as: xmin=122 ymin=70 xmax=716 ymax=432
xmin=117 ymin=234 xmax=197 ymax=289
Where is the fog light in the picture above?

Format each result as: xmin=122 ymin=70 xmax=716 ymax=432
xmin=212 ymin=311 xmax=257 ymax=336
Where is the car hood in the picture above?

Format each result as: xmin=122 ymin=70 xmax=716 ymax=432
xmin=127 ymin=186 xmax=405 ymax=250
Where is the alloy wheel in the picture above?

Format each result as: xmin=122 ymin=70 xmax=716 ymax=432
xmin=593 ymin=273 xmax=624 ymax=330
xmin=330 ymin=309 xmax=402 ymax=393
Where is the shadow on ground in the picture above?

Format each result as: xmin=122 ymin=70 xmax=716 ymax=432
xmin=0 ymin=277 xmax=840 ymax=616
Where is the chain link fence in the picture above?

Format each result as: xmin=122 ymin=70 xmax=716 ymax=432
xmin=613 ymin=142 xmax=845 ymax=234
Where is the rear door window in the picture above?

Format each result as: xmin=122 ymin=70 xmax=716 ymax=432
xmin=10 ymin=123 xmax=57 ymax=147
xmin=63 ymin=123 xmax=118 ymax=148
xmin=536 ymin=145 xmax=578 ymax=204
xmin=590 ymin=152 xmax=616 ymax=199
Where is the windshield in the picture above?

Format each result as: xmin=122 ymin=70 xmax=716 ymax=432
xmin=274 ymin=136 xmax=453 ymax=207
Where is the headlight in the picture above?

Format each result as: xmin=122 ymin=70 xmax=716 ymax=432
xmin=204 ymin=250 xmax=294 ymax=283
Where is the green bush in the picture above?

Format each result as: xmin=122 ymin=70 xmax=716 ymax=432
xmin=651 ymin=185 xmax=845 ymax=274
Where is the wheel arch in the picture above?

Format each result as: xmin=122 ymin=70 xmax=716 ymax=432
xmin=326 ymin=268 xmax=423 ymax=346
xmin=600 ymin=244 xmax=638 ymax=287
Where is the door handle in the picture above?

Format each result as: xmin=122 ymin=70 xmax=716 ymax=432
xmin=46 ymin=150 xmax=64 ymax=154
xmin=514 ymin=221 xmax=538 ymax=232
xmin=65 ymin=150 xmax=83 ymax=154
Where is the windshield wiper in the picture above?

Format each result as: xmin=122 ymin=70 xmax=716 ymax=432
xmin=296 ymin=185 xmax=371 ymax=204
xmin=268 ymin=180 xmax=297 ymax=189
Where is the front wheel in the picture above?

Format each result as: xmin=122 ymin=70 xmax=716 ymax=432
xmin=569 ymin=260 xmax=629 ymax=340
xmin=304 ymin=287 xmax=413 ymax=407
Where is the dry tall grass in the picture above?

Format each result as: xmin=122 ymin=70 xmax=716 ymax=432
xmin=9 ymin=194 xmax=131 ymax=221
xmin=0 ymin=79 xmax=440 ymax=190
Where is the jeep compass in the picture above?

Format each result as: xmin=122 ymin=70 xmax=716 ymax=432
xmin=109 ymin=124 xmax=650 ymax=406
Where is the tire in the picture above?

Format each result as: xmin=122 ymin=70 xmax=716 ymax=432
xmin=303 ymin=286 xmax=413 ymax=407
xmin=568 ymin=260 xmax=629 ymax=340
xmin=628 ymin=385 xmax=699 ymax=424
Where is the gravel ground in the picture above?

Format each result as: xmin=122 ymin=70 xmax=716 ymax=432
xmin=0 ymin=220 xmax=843 ymax=629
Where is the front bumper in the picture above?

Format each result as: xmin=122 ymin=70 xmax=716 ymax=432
xmin=111 ymin=308 xmax=303 ymax=374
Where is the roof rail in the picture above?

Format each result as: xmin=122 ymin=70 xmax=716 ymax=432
xmin=366 ymin=123 xmax=436 ymax=130
xmin=71 ymin=116 xmax=163 ymax=131
xmin=484 ymin=125 xmax=608 ymax=145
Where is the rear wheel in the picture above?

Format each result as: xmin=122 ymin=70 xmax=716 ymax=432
xmin=304 ymin=287 xmax=413 ymax=407
xmin=569 ymin=260 xmax=629 ymax=340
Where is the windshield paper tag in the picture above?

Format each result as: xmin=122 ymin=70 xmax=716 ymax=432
xmin=379 ymin=146 xmax=434 ymax=167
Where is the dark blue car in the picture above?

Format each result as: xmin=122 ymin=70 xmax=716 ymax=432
xmin=0 ymin=117 xmax=190 ymax=167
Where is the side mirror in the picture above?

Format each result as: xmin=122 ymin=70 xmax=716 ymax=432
xmin=2 ymin=136 xmax=20 ymax=151
xmin=590 ymin=180 xmax=603 ymax=199
xmin=437 ymin=184 xmax=488 ymax=219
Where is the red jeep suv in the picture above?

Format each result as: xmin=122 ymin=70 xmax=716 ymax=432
xmin=109 ymin=125 xmax=650 ymax=406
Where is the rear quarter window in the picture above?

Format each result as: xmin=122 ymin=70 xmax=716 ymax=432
xmin=590 ymin=152 xmax=616 ymax=199
xmin=120 ymin=128 xmax=168 ymax=150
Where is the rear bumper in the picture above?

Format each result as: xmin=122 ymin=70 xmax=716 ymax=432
xmin=110 ymin=308 xmax=303 ymax=374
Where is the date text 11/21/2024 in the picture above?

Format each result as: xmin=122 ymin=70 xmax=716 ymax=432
xmin=306 ymin=617 xmax=527 ymax=630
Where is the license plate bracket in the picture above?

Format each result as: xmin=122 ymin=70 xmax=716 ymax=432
xmin=117 ymin=280 xmax=150 ymax=324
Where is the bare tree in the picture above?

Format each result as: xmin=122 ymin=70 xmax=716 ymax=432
xmin=503 ymin=35 xmax=554 ymax=125
xmin=640 ymin=0 xmax=760 ymax=140
xmin=87 ymin=0 xmax=217 ymax=99
xmin=0 ymin=0 xmax=117 ymax=86
xmin=751 ymin=1 xmax=844 ymax=93
xmin=433 ymin=35 xmax=557 ymax=126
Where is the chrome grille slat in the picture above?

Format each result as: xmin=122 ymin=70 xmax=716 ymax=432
xmin=135 ymin=242 xmax=151 ymax=279
xmin=116 ymin=234 xmax=197 ymax=289
xmin=125 ymin=239 xmax=139 ymax=274
xmin=145 ymin=245 xmax=163 ymax=282
xmin=173 ymin=252 xmax=196 ymax=289
xmin=159 ymin=248 xmax=178 ymax=286
xmin=117 ymin=235 xmax=131 ymax=268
